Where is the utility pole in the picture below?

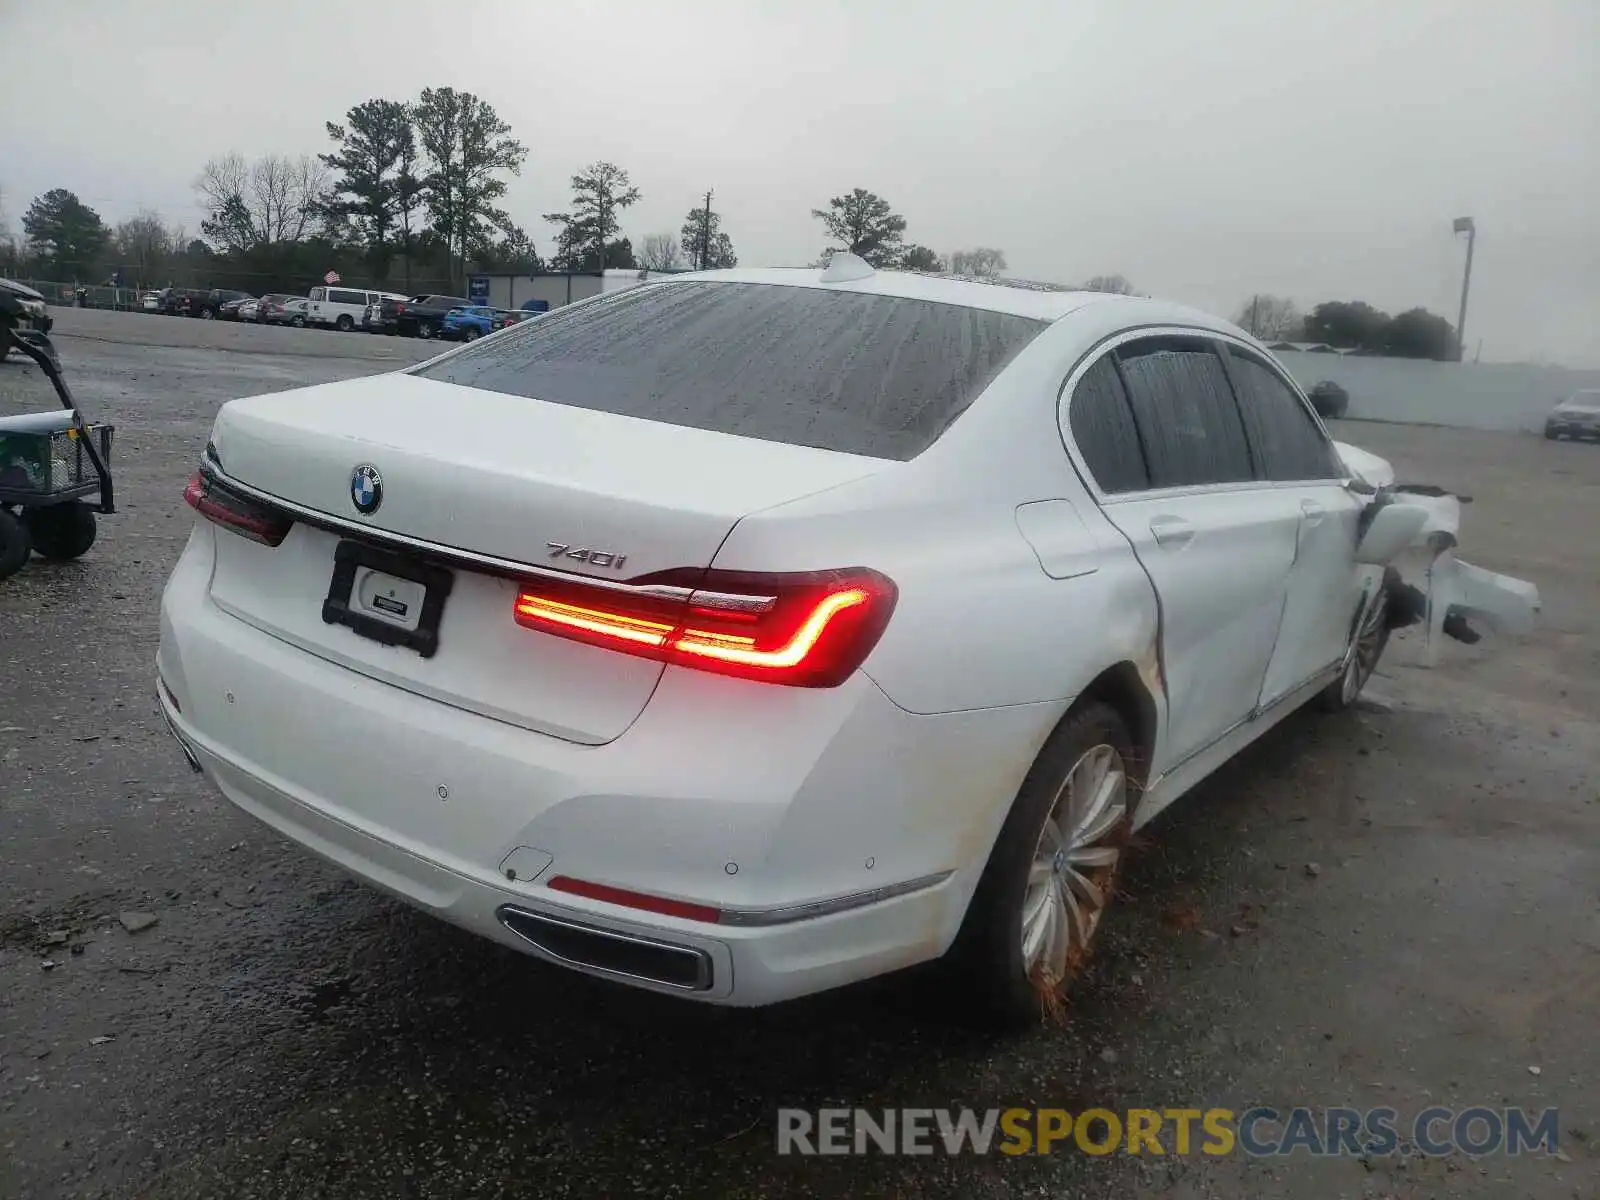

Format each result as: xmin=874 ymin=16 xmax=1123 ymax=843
xmin=1250 ymin=294 xmax=1260 ymax=337
xmin=700 ymin=190 xmax=713 ymax=270
xmin=1452 ymin=216 xmax=1476 ymax=363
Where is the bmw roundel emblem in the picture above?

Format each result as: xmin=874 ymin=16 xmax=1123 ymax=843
xmin=350 ymin=464 xmax=383 ymax=515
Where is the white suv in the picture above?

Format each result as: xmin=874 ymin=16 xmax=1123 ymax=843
xmin=157 ymin=258 xmax=1537 ymax=1024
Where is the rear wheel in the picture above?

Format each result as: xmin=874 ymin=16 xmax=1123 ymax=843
xmin=0 ymin=508 xmax=30 ymax=579
xmin=336 ymin=314 xmax=354 ymax=332
xmin=22 ymin=503 xmax=96 ymax=560
xmin=418 ymin=321 xmax=435 ymax=340
xmin=948 ymin=701 xmax=1135 ymax=1028
xmin=201 ymin=308 xmax=214 ymax=320
xmin=463 ymin=327 xmax=481 ymax=342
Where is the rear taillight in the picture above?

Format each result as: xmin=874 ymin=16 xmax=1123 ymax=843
xmin=513 ymin=567 xmax=896 ymax=688
xmin=183 ymin=470 xmax=292 ymax=547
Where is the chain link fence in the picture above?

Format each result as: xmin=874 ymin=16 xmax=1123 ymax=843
xmin=5 ymin=280 xmax=152 ymax=311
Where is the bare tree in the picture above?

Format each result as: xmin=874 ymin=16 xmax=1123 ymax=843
xmin=114 ymin=210 xmax=176 ymax=287
xmin=949 ymin=247 xmax=1006 ymax=277
xmin=1081 ymin=274 xmax=1138 ymax=295
xmin=1232 ymin=294 xmax=1304 ymax=341
xmin=0 ymin=187 xmax=17 ymax=272
xmin=195 ymin=152 xmax=330 ymax=251
xmin=640 ymin=232 xmax=684 ymax=271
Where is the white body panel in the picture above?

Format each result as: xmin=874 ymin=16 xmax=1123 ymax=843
xmin=157 ymin=268 xmax=1538 ymax=1005
xmin=307 ymin=286 xmax=407 ymax=329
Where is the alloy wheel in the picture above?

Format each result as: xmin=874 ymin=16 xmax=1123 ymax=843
xmin=1021 ymin=743 xmax=1127 ymax=981
xmin=1341 ymin=589 xmax=1389 ymax=705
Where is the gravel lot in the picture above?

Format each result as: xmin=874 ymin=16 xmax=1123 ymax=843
xmin=2 ymin=310 xmax=1597 ymax=1199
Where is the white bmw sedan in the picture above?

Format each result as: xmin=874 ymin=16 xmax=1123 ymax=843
xmin=157 ymin=256 xmax=1535 ymax=1025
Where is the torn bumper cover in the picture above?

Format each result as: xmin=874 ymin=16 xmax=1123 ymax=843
xmin=1381 ymin=487 xmax=1541 ymax=665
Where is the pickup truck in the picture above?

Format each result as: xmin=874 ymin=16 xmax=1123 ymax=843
xmin=367 ymin=294 xmax=471 ymax=339
xmin=175 ymin=289 xmax=254 ymax=319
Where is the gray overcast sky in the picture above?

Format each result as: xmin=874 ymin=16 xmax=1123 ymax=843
xmin=2 ymin=0 xmax=1595 ymax=365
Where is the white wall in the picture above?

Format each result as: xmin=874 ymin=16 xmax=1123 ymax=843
xmin=1274 ymin=352 xmax=1600 ymax=433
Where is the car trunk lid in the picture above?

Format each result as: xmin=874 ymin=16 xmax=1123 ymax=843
xmin=202 ymin=372 xmax=883 ymax=743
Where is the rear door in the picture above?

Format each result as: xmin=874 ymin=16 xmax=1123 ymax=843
xmin=1224 ymin=345 xmax=1365 ymax=706
xmin=1064 ymin=336 xmax=1299 ymax=775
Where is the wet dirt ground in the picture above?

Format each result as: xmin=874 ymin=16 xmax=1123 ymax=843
xmin=2 ymin=311 xmax=1597 ymax=1199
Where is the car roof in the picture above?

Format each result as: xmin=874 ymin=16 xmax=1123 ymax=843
xmin=0 ymin=277 xmax=45 ymax=301
xmin=647 ymin=265 xmax=1242 ymax=333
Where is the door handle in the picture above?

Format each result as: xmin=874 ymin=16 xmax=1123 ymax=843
xmin=1149 ymin=515 xmax=1194 ymax=548
xmin=1300 ymin=499 xmax=1326 ymax=524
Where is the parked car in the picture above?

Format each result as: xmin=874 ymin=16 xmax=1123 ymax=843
xmin=1543 ymin=391 xmax=1600 ymax=441
xmin=1307 ymin=379 xmax=1349 ymax=420
xmin=0 ymin=278 xmax=52 ymax=363
xmin=264 ymin=298 xmax=310 ymax=328
xmin=181 ymin=289 xmax=254 ymax=319
xmin=160 ymin=287 xmax=207 ymax=316
xmin=157 ymin=260 xmax=1538 ymax=1026
xmin=440 ymin=305 xmax=500 ymax=341
xmin=389 ymin=294 xmax=471 ymax=339
xmin=254 ymin=294 xmax=298 ymax=324
xmin=141 ymin=291 xmax=164 ymax=313
xmin=219 ymin=298 xmax=251 ymax=320
xmin=306 ymin=286 xmax=408 ymax=333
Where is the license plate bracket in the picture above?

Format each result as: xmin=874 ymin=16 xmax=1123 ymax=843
xmin=322 ymin=539 xmax=454 ymax=658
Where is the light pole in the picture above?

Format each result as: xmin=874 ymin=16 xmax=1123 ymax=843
xmin=1452 ymin=216 xmax=1476 ymax=362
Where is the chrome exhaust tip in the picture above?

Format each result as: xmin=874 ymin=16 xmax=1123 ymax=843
xmin=496 ymin=905 xmax=713 ymax=992
xmin=158 ymin=706 xmax=203 ymax=774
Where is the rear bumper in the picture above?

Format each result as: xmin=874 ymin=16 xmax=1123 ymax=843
xmin=157 ymin=525 xmax=1062 ymax=1004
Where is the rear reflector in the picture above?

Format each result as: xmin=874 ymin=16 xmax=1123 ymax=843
xmin=514 ymin=567 xmax=896 ymax=687
xmin=546 ymin=876 xmax=722 ymax=924
xmin=183 ymin=469 xmax=292 ymax=547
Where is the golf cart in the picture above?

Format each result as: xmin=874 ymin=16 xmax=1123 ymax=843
xmin=0 ymin=285 xmax=114 ymax=581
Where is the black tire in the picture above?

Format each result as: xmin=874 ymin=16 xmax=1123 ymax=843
xmin=0 ymin=508 xmax=30 ymax=580
xmin=291 ymin=316 xmax=305 ymax=328
xmin=1319 ymin=585 xmax=1390 ymax=712
xmin=463 ymin=327 xmax=480 ymax=342
xmin=946 ymin=700 xmax=1137 ymax=1029
xmin=22 ymin=503 xmax=96 ymax=561
xmin=417 ymin=321 xmax=435 ymax=340
xmin=336 ymin=314 xmax=354 ymax=332
xmin=201 ymin=308 xmax=214 ymax=320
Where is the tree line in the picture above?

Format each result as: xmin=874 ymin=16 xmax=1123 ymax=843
xmin=0 ymin=87 xmax=749 ymax=296
xmin=1232 ymin=294 xmax=1459 ymax=361
xmin=0 ymin=110 xmax=1460 ymax=361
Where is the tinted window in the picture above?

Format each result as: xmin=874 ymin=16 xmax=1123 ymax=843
xmin=413 ymin=281 xmax=1048 ymax=460
xmin=329 ymin=289 xmax=364 ymax=305
xmin=1067 ymin=355 xmax=1148 ymax=493
xmin=1115 ymin=337 xmax=1254 ymax=488
xmin=1226 ymin=349 xmax=1341 ymax=480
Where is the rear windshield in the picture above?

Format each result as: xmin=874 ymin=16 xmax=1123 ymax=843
xmin=410 ymin=281 xmax=1048 ymax=460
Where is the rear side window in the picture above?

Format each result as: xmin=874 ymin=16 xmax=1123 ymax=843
xmin=412 ymin=281 xmax=1048 ymax=460
xmin=1067 ymin=355 xmax=1148 ymax=493
xmin=308 ymin=287 xmax=326 ymax=302
xmin=1115 ymin=337 xmax=1254 ymax=488
xmin=1226 ymin=348 xmax=1342 ymax=480
xmin=329 ymin=288 xmax=363 ymax=306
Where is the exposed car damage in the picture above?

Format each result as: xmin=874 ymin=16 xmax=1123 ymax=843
xmin=1335 ymin=441 xmax=1541 ymax=665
